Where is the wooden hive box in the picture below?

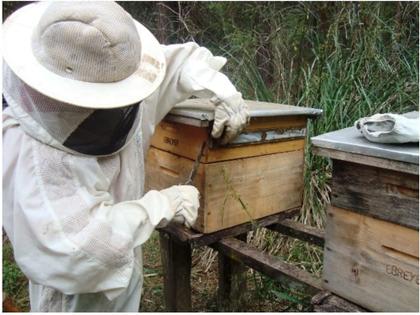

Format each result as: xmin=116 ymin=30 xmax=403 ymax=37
xmin=145 ymin=99 xmax=321 ymax=233
xmin=312 ymin=125 xmax=419 ymax=312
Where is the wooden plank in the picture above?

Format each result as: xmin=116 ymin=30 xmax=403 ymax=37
xmin=145 ymin=147 xmax=206 ymax=230
xmin=219 ymin=128 xmax=306 ymax=147
xmin=150 ymin=120 xmax=209 ymax=161
xmin=218 ymin=233 xmax=248 ymax=311
xmin=267 ymin=219 xmax=325 ymax=247
xmin=244 ymin=115 xmax=307 ymax=131
xmin=323 ymin=206 xmax=419 ymax=312
xmin=150 ymin=130 xmax=305 ymax=165
xmin=205 ymin=139 xmax=305 ymax=163
xmin=145 ymin=146 xmax=201 ymax=186
xmin=203 ymin=149 xmax=304 ymax=233
xmin=151 ymin=119 xmax=306 ymax=163
xmin=159 ymin=231 xmax=192 ymax=311
xmin=159 ymin=207 xmax=300 ymax=248
xmin=331 ymin=159 xmax=419 ymax=229
xmin=311 ymin=291 xmax=367 ymax=312
xmin=146 ymin=146 xmax=305 ymax=233
xmin=212 ymin=237 xmax=322 ymax=294
xmin=313 ymin=146 xmax=419 ymax=175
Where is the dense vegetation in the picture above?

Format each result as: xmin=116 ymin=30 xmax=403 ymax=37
xmin=119 ymin=1 xmax=418 ymax=226
xmin=3 ymin=1 xmax=418 ymax=311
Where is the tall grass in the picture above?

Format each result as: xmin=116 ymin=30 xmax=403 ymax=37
xmin=176 ymin=1 xmax=419 ymax=227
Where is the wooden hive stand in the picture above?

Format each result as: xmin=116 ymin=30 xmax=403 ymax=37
xmin=157 ymin=209 xmax=366 ymax=312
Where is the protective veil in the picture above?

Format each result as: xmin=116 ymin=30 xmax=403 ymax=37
xmin=3 ymin=64 xmax=141 ymax=156
xmin=3 ymin=41 xmax=247 ymax=312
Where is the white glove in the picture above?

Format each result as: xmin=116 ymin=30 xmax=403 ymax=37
xmin=355 ymin=113 xmax=419 ymax=143
xmin=159 ymin=185 xmax=200 ymax=228
xmin=211 ymin=94 xmax=250 ymax=145
xmin=177 ymin=48 xmax=250 ymax=144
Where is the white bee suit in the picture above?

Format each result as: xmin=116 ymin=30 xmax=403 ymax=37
xmin=3 ymin=42 xmax=247 ymax=312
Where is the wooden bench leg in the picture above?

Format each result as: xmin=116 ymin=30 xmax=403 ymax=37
xmin=159 ymin=231 xmax=192 ymax=312
xmin=217 ymin=233 xmax=248 ymax=311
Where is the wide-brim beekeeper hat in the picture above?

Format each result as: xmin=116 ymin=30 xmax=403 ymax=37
xmin=3 ymin=1 xmax=166 ymax=109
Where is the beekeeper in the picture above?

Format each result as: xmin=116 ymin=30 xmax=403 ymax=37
xmin=2 ymin=2 xmax=249 ymax=312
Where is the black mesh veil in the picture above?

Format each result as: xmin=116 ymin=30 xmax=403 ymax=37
xmin=63 ymin=104 xmax=139 ymax=155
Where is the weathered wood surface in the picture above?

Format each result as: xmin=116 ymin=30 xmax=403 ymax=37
xmin=150 ymin=120 xmax=208 ymax=161
xmin=311 ymin=291 xmax=367 ymax=312
xmin=212 ymin=237 xmax=323 ymax=294
xmin=151 ymin=118 xmax=306 ymax=164
xmin=159 ymin=232 xmax=192 ymax=311
xmin=147 ymin=145 xmax=305 ymax=233
xmin=312 ymin=146 xmax=419 ymax=175
xmin=267 ymin=219 xmax=325 ymax=247
xmin=203 ymin=149 xmax=304 ymax=232
xmin=146 ymin=146 xmax=205 ymax=187
xmin=159 ymin=207 xmax=300 ymax=248
xmin=217 ymin=233 xmax=248 ymax=311
xmin=204 ymin=139 xmax=305 ymax=163
xmin=323 ymin=206 xmax=419 ymax=312
xmin=146 ymin=147 xmax=207 ymax=229
xmin=331 ymin=159 xmax=419 ymax=230
xmin=244 ymin=115 xmax=307 ymax=131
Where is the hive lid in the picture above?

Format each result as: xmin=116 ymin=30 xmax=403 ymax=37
xmin=311 ymin=126 xmax=419 ymax=164
xmin=166 ymin=98 xmax=322 ymax=126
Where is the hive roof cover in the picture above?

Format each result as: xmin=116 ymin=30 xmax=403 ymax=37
xmin=169 ymin=98 xmax=322 ymax=123
xmin=311 ymin=126 xmax=419 ymax=164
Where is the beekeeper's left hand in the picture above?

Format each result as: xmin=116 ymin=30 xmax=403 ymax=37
xmin=211 ymin=93 xmax=250 ymax=145
xmin=175 ymin=45 xmax=250 ymax=144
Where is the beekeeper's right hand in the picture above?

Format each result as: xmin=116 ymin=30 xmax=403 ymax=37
xmin=159 ymin=185 xmax=200 ymax=228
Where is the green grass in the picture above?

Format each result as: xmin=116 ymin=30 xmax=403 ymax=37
xmin=2 ymin=238 xmax=30 ymax=311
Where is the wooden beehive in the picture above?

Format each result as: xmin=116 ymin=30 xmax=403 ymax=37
xmin=312 ymin=125 xmax=419 ymax=312
xmin=145 ymin=99 xmax=321 ymax=233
